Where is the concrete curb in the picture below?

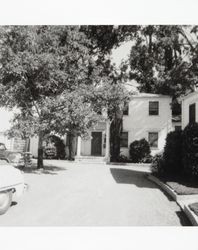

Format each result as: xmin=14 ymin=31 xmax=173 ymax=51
xmin=147 ymin=174 xmax=198 ymax=226
xmin=184 ymin=204 xmax=198 ymax=226
xmin=108 ymin=162 xmax=151 ymax=167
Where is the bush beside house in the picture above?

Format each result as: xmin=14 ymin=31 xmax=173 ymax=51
xmin=129 ymin=138 xmax=151 ymax=163
xmin=183 ymin=123 xmax=198 ymax=179
xmin=151 ymin=122 xmax=198 ymax=180
xmin=163 ymin=130 xmax=183 ymax=176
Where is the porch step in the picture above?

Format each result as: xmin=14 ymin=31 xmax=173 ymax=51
xmin=76 ymin=156 xmax=106 ymax=164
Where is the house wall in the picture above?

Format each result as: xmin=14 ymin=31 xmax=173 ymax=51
xmin=182 ymin=92 xmax=198 ymax=129
xmin=0 ymin=132 xmax=27 ymax=152
xmin=121 ymin=96 xmax=172 ymax=157
xmin=0 ymin=132 xmax=14 ymax=150
xmin=29 ymin=136 xmax=39 ymax=157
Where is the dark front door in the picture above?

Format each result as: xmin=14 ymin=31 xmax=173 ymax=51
xmin=91 ymin=132 xmax=102 ymax=156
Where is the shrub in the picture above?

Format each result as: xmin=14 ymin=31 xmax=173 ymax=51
xmin=129 ymin=138 xmax=151 ymax=163
xmin=151 ymin=153 xmax=165 ymax=176
xmin=117 ymin=154 xmax=131 ymax=163
xmin=163 ymin=130 xmax=183 ymax=176
xmin=183 ymin=122 xmax=198 ymax=179
xmin=141 ymin=154 xmax=153 ymax=163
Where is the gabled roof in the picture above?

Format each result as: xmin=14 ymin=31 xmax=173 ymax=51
xmin=180 ymin=91 xmax=198 ymax=101
xmin=132 ymin=93 xmax=171 ymax=99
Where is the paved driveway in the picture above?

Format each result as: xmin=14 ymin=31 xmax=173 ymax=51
xmin=0 ymin=161 xmax=190 ymax=226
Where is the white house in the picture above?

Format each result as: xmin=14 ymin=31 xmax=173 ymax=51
xmin=120 ymin=93 xmax=172 ymax=157
xmin=181 ymin=91 xmax=198 ymax=129
xmin=29 ymin=93 xmax=173 ymax=161
xmin=74 ymin=93 xmax=172 ymax=161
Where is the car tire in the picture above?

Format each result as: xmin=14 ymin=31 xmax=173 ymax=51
xmin=0 ymin=191 xmax=12 ymax=215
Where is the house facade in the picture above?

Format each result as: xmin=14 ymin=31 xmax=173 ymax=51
xmin=181 ymin=91 xmax=198 ymax=129
xmin=118 ymin=93 xmax=172 ymax=157
xmin=75 ymin=93 xmax=172 ymax=160
xmin=29 ymin=93 xmax=173 ymax=160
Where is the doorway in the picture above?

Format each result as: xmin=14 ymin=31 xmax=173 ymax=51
xmin=91 ymin=132 xmax=102 ymax=156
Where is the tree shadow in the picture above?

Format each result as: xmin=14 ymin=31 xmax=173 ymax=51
xmin=21 ymin=164 xmax=67 ymax=175
xmin=110 ymin=168 xmax=157 ymax=189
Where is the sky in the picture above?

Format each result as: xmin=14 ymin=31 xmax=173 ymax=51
xmin=111 ymin=41 xmax=133 ymax=67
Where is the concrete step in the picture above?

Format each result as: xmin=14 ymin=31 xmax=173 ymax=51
xmin=76 ymin=156 xmax=106 ymax=164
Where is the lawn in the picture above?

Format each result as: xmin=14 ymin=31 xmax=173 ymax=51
xmin=157 ymin=176 xmax=198 ymax=195
xmin=189 ymin=203 xmax=198 ymax=216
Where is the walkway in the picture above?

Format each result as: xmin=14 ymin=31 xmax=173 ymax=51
xmin=0 ymin=160 xmax=190 ymax=226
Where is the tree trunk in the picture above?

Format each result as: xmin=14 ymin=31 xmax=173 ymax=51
xmin=110 ymin=108 xmax=123 ymax=162
xmin=67 ymin=132 xmax=76 ymax=160
xmin=37 ymin=132 xmax=44 ymax=169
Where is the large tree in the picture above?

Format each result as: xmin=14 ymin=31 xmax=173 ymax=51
xmin=128 ymin=26 xmax=198 ymax=99
xmin=0 ymin=26 xmax=101 ymax=168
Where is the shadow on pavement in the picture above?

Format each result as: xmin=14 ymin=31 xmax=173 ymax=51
xmin=22 ymin=164 xmax=67 ymax=175
xmin=110 ymin=168 xmax=157 ymax=189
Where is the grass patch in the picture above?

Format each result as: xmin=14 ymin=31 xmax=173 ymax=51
xmin=155 ymin=175 xmax=198 ymax=195
xmin=189 ymin=203 xmax=198 ymax=216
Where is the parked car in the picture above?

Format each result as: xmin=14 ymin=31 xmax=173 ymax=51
xmin=0 ymin=157 xmax=26 ymax=215
xmin=0 ymin=143 xmax=32 ymax=169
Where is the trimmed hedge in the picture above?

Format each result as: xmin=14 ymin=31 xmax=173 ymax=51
xmin=183 ymin=122 xmax=198 ymax=179
xmin=129 ymin=138 xmax=151 ymax=163
xmin=151 ymin=123 xmax=198 ymax=180
xmin=163 ymin=130 xmax=183 ymax=176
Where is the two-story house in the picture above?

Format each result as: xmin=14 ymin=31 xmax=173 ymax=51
xmin=73 ymin=93 xmax=172 ymax=161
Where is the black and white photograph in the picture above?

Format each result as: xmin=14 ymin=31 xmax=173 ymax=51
xmin=0 ymin=0 xmax=198 ymax=249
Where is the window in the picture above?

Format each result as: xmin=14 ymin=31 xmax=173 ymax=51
xmin=149 ymin=101 xmax=159 ymax=115
xmin=123 ymin=104 xmax=129 ymax=115
xmin=189 ymin=103 xmax=196 ymax=123
xmin=148 ymin=132 xmax=158 ymax=148
xmin=120 ymin=132 xmax=128 ymax=147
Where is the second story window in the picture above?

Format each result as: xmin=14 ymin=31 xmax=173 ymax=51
xmin=149 ymin=101 xmax=159 ymax=116
xmin=189 ymin=103 xmax=196 ymax=124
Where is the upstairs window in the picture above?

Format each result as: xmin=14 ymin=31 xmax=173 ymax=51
xmin=120 ymin=132 xmax=128 ymax=147
xmin=149 ymin=101 xmax=159 ymax=116
xmin=148 ymin=132 xmax=158 ymax=148
xmin=189 ymin=103 xmax=196 ymax=124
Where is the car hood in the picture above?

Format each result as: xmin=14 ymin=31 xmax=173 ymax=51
xmin=0 ymin=165 xmax=24 ymax=190
xmin=0 ymin=150 xmax=23 ymax=156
